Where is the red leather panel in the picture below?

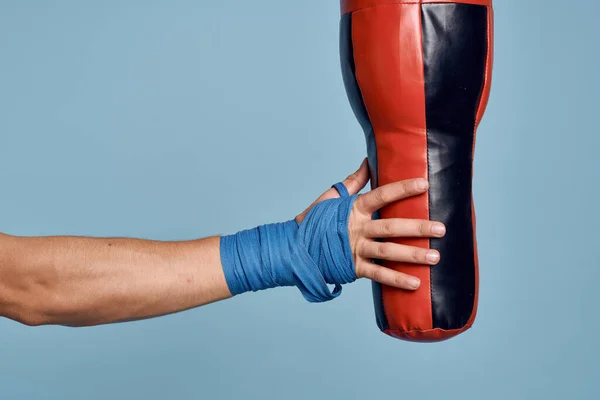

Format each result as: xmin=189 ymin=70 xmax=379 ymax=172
xmin=351 ymin=4 xmax=433 ymax=333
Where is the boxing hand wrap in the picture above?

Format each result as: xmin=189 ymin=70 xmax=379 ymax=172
xmin=220 ymin=185 xmax=357 ymax=303
xmin=340 ymin=0 xmax=494 ymax=341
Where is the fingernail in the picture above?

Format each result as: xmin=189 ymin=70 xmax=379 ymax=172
xmin=408 ymin=278 xmax=421 ymax=289
xmin=416 ymin=179 xmax=428 ymax=190
xmin=432 ymin=224 xmax=446 ymax=236
xmin=427 ymin=251 xmax=440 ymax=263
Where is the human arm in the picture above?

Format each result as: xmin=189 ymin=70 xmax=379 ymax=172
xmin=0 ymin=234 xmax=229 ymax=326
xmin=0 ymin=159 xmax=444 ymax=327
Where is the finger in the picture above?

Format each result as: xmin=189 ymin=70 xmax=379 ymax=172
xmin=356 ymin=178 xmax=428 ymax=214
xmin=360 ymin=241 xmax=440 ymax=265
xmin=341 ymin=157 xmax=370 ymax=196
xmin=296 ymin=158 xmax=370 ymax=223
xmin=358 ymin=262 xmax=422 ymax=290
xmin=362 ymin=219 xmax=446 ymax=239
xmin=320 ymin=158 xmax=370 ymax=202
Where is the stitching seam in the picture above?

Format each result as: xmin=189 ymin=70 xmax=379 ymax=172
xmin=419 ymin=4 xmax=435 ymax=333
xmin=385 ymin=324 xmax=473 ymax=335
xmin=343 ymin=1 xmax=491 ymax=15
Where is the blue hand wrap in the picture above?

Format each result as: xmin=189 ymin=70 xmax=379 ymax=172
xmin=220 ymin=183 xmax=357 ymax=303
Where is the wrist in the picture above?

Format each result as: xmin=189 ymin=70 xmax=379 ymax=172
xmin=220 ymin=219 xmax=299 ymax=296
xmin=220 ymin=192 xmax=358 ymax=303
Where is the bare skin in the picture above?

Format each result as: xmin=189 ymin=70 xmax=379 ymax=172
xmin=0 ymin=159 xmax=444 ymax=327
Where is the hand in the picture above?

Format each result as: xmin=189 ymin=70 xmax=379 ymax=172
xmin=296 ymin=159 xmax=446 ymax=291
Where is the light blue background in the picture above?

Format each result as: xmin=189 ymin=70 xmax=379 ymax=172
xmin=1 ymin=1 xmax=598 ymax=399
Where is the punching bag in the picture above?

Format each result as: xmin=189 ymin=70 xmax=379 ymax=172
xmin=340 ymin=0 xmax=494 ymax=342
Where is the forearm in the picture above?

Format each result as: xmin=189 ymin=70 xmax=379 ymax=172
xmin=0 ymin=233 xmax=231 ymax=326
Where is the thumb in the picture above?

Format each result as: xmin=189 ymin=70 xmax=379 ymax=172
xmin=296 ymin=158 xmax=370 ymax=223
xmin=318 ymin=158 xmax=370 ymax=201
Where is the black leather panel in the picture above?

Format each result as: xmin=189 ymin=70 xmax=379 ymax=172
xmin=421 ymin=4 xmax=488 ymax=330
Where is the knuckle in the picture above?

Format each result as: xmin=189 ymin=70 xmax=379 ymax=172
xmin=355 ymin=196 xmax=366 ymax=211
xmin=376 ymin=244 xmax=388 ymax=258
xmin=355 ymin=261 xmax=364 ymax=278
xmin=401 ymin=180 xmax=411 ymax=194
xmin=394 ymin=275 xmax=407 ymax=288
xmin=374 ymin=189 xmax=388 ymax=204
xmin=352 ymin=203 xmax=367 ymax=219
xmin=354 ymin=237 xmax=366 ymax=255
xmin=418 ymin=221 xmax=428 ymax=236
xmin=411 ymin=247 xmax=420 ymax=262
xmin=382 ymin=222 xmax=394 ymax=236
xmin=371 ymin=268 xmax=382 ymax=283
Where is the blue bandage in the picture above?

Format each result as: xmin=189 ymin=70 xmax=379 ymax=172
xmin=220 ymin=183 xmax=357 ymax=303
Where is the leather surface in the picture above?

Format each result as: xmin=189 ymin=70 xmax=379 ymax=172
xmin=351 ymin=4 xmax=434 ymax=334
xmin=422 ymin=3 xmax=488 ymax=330
xmin=339 ymin=14 xmax=388 ymax=331
xmin=342 ymin=0 xmax=492 ymax=15
xmin=340 ymin=0 xmax=493 ymax=341
xmin=339 ymin=15 xmax=379 ymax=190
